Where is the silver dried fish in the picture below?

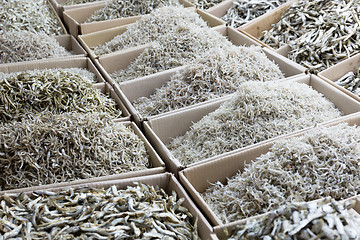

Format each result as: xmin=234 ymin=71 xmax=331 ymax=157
xmin=334 ymin=67 xmax=360 ymax=96
xmin=189 ymin=0 xmax=224 ymax=9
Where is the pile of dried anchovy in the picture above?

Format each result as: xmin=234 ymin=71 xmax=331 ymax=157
xmin=202 ymin=123 xmax=360 ymax=223
xmin=168 ymin=81 xmax=342 ymax=166
xmin=0 ymin=68 xmax=121 ymax=123
xmin=64 ymin=0 xmax=103 ymax=5
xmin=0 ymin=0 xmax=64 ymax=35
xmin=0 ymin=113 xmax=150 ymax=191
xmin=0 ymin=183 xmax=200 ymax=239
xmin=222 ymin=0 xmax=287 ymax=28
xmin=133 ymin=45 xmax=284 ymax=116
xmin=189 ymin=0 xmax=224 ymax=9
xmin=334 ymin=67 xmax=360 ymax=96
xmin=228 ymin=198 xmax=360 ymax=239
xmin=0 ymin=30 xmax=71 ymax=64
xmin=261 ymin=0 xmax=360 ymax=73
xmin=92 ymin=6 xmax=209 ymax=55
xmin=85 ymin=0 xmax=180 ymax=23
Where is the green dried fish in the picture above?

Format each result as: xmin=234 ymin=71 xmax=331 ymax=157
xmin=0 ymin=113 xmax=150 ymax=191
xmin=203 ymin=123 xmax=360 ymax=223
xmin=0 ymin=68 xmax=121 ymax=123
xmin=228 ymin=198 xmax=360 ymax=239
xmin=0 ymin=0 xmax=64 ymax=36
xmin=222 ymin=0 xmax=287 ymax=28
xmin=84 ymin=0 xmax=180 ymax=23
xmin=0 ymin=30 xmax=71 ymax=64
xmin=189 ymin=0 xmax=224 ymax=9
xmin=168 ymin=81 xmax=342 ymax=166
xmin=133 ymin=45 xmax=284 ymax=117
xmin=334 ymin=67 xmax=360 ymax=96
xmin=0 ymin=183 xmax=200 ymax=239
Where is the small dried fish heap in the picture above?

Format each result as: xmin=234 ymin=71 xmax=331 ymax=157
xmin=0 ymin=30 xmax=71 ymax=64
xmin=133 ymin=45 xmax=284 ymax=117
xmin=228 ymin=198 xmax=360 ymax=239
xmin=64 ymin=0 xmax=103 ymax=5
xmin=0 ymin=113 xmax=150 ymax=191
xmin=0 ymin=183 xmax=200 ymax=239
xmin=0 ymin=0 xmax=64 ymax=35
xmin=189 ymin=0 xmax=224 ymax=9
xmin=222 ymin=0 xmax=287 ymax=28
xmin=261 ymin=0 xmax=360 ymax=73
xmin=202 ymin=123 xmax=360 ymax=223
xmin=168 ymin=81 xmax=342 ymax=165
xmin=92 ymin=5 xmax=209 ymax=55
xmin=335 ymin=67 xmax=360 ymax=96
xmin=84 ymin=0 xmax=181 ymax=23
xmin=0 ymin=68 xmax=121 ymax=123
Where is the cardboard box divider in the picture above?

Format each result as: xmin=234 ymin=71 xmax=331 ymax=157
xmin=1 ymin=121 xmax=166 ymax=195
xmin=318 ymin=52 xmax=360 ymax=102
xmin=0 ymin=173 xmax=213 ymax=240
xmin=46 ymin=0 xmax=68 ymax=35
xmin=0 ymin=57 xmax=131 ymax=121
xmin=142 ymin=74 xmax=360 ymax=177
xmin=49 ymin=0 xmax=109 ymax=19
xmin=179 ymin=112 xmax=360 ymax=227
xmin=205 ymin=0 xmax=233 ymax=18
xmin=54 ymin=34 xmax=87 ymax=57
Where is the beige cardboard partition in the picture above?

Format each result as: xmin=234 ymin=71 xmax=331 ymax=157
xmin=143 ymin=74 xmax=360 ymax=176
xmin=0 ymin=57 xmax=131 ymax=121
xmin=54 ymin=34 xmax=87 ymax=57
xmin=179 ymin=112 xmax=360 ymax=227
xmin=1 ymin=121 xmax=165 ymax=194
xmin=318 ymin=52 xmax=360 ymax=102
xmin=206 ymin=0 xmax=233 ymax=17
xmin=49 ymin=0 xmax=108 ymax=19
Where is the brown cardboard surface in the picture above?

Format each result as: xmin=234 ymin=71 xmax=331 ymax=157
xmin=49 ymin=0 xmax=108 ymax=19
xmin=0 ymin=173 xmax=213 ymax=240
xmin=206 ymin=0 xmax=233 ymax=18
xmin=1 ymin=121 xmax=165 ymax=195
xmin=54 ymin=34 xmax=87 ymax=57
xmin=318 ymin=52 xmax=360 ymax=102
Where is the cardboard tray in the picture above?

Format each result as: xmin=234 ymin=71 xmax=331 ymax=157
xmin=0 ymin=57 xmax=131 ymax=121
xmin=77 ymin=8 xmax=226 ymax=59
xmin=318 ymin=52 xmax=360 ymax=102
xmin=0 ymin=173 xmax=213 ymax=239
xmin=179 ymin=112 xmax=360 ymax=227
xmin=63 ymin=0 xmax=199 ymax=37
xmin=142 ymin=74 xmax=360 ymax=176
xmin=49 ymin=0 xmax=109 ymax=19
xmin=55 ymin=34 xmax=87 ymax=57
xmin=1 ymin=121 xmax=166 ymax=195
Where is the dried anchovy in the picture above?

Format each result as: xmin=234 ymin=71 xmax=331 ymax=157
xmin=229 ymin=198 xmax=360 ymax=239
xmin=64 ymin=0 xmax=103 ymax=5
xmin=84 ymin=0 xmax=180 ymax=23
xmin=0 ymin=68 xmax=121 ymax=123
xmin=0 ymin=30 xmax=71 ymax=64
xmin=202 ymin=123 xmax=360 ymax=223
xmin=168 ymin=81 xmax=342 ymax=166
xmin=261 ymin=0 xmax=360 ymax=73
xmin=0 ymin=183 xmax=200 ymax=239
xmin=92 ymin=6 xmax=209 ymax=55
xmin=189 ymin=0 xmax=224 ymax=9
xmin=0 ymin=113 xmax=150 ymax=191
xmin=222 ymin=0 xmax=287 ymax=28
xmin=334 ymin=67 xmax=360 ymax=96
xmin=133 ymin=45 xmax=284 ymax=117
xmin=0 ymin=0 xmax=64 ymax=36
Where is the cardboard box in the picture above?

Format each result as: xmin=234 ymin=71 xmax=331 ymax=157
xmin=63 ymin=0 xmax=198 ymax=37
xmin=179 ymin=112 xmax=360 ymax=227
xmin=54 ymin=34 xmax=87 ymax=57
xmin=49 ymin=0 xmax=109 ymax=19
xmin=47 ymin=0 xmax=69 ymax=35
xmin=0 ymin=57 xmax=131 ymax=121
xmin=142 ymin=74 xmax=360 ymax=176
xmin=318 ymin=52 xmax=360 ymax=102
xmin=0 ymin=173 xmax=213 ymax=239
xmin=1 ymin=121 xmax=165 ymax=194
xmin=77 ymin=8 xmax=226 ymax=59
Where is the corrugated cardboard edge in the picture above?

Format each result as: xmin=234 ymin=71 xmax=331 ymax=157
xmin=0 ymin=173 xmax=213 ymax=240
xmin=46 ymin=0 xmax=68 ymax=35
xmin=1 ymin=121 xmax=165 ymax=194
xmin=54 ymin=34 xmax=87 ymax=57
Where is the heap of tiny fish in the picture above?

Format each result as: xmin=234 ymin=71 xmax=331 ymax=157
xmin=0 ymin=183 xmax=200 ymax=239
xmin=228 ymin=198 xmax=360 ymax=239
xmin=222 ymin=0 xmax=287 ymax=28
xmin=261 ymin=0 xmax=360 ymax=73
xmin=64 ymin=0 xmax=103 ymax=5
xmin=168 ymin=81 xmax=342 ymax=166
xmin=92 ymin=6 xmax=209 ymax=55
xmin=0 ymin=30 xmax=71 ymax=64
xmin=133 ymin=45 xmax=284 ymax=117
xmin=0 ymin=68 xmax=121 ymax=123
xmin=334 ymin=67 xmax=360 ymax=96
xmin=202 ymin=123 xmax=360 ymax=223
xmin=189 ymin=0 xmax=224 ymax=9
xmin=0 ymin=113 xmax=150 ymax=191
xmin=85 ymin=0 xmax=180 ymax=23
xmin=0 ymin=0 xmax=64 ymax=35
